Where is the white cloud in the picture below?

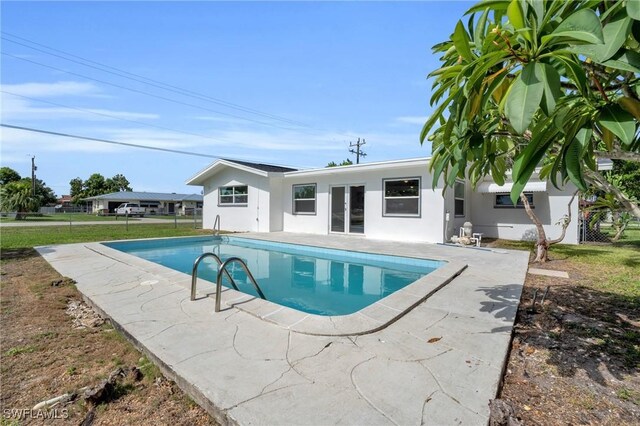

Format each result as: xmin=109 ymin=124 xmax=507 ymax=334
xmin=395 ymin=116 xmax=427 ymax=125
xmin=1 ymin=94 xmax=159 ymax=121
xmin=0 ymin=81 xmax=100 ymax=97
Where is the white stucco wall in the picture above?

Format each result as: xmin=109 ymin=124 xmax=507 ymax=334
xmin=469 ymin=182 xmax=579 ymax=244
xmin=281 ymin=165 xmax=446 ymax=243
xmin=201 ymin=168 xmax=271 ymax=232
xmin=269 ymin=177 xmax=284 ymax=232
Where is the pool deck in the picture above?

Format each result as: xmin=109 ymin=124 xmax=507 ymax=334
xmin=37 ymin=232 xmax=529 ymax=425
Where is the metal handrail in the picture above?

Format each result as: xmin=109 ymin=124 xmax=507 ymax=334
xmin=213 ymin=214 xmax=221 ymax=237
xmin=191 ymin=252 xmax=239 ymax=301
xmin=215 ymin=257 xmax=266 ymax=312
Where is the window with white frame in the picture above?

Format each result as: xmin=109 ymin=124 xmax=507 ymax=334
xmin=383 ymin=178 xmax=420 ymax=216
xmin=218 ymin=185 xmax=248 ymax=206
xmin=494 ymin=192 xmax=534 ymax=208
xmin=293 ymin=184 xmax=316 ymax=214
xmin=454 ymin=180 xmax=465 ymax=217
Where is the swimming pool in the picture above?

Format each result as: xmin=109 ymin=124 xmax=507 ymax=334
xmin=104 ymin=236 xmax=444 ymax=316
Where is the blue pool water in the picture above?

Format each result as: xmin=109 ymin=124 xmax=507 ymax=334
xmin=104 ymin=236 xmax=444 ymax=316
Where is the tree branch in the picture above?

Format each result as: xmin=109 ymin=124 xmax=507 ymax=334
xmin=548 ymin=191 xmax=578 ymax=245
xmin=594 ymin=150 xmax=640 ymax=162
xmin=584 ymin=169 xmax=640 ymax=219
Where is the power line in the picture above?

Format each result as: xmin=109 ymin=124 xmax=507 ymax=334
xmin=2 ymin=52 xmax=318 ymax=133
xmin=2 ymin=123 xmax=300 ymax=169
xmin=1 ymin=123 xmax=220 ymax=159
xmin=2 ymin=33 xmax=312 ymax=128
xmin=349 ymin=138 xmax=367 ymax=164
xmin=2 ymin=90 xmax=235 ymax=144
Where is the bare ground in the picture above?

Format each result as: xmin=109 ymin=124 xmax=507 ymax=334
xmin=491 ymin=250 xmax=640 ymax=425
xmin=0 ymin=249 xmax=216 ymax=425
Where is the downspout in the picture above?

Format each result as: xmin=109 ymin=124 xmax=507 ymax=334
xmin=444 ymin=210 xmax=450 ymax=243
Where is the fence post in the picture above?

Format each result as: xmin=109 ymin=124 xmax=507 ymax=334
xmin=174 ymin=213 xmax=177 ymax=229
xmin=126 ymin=213 xmax=129 ymax=231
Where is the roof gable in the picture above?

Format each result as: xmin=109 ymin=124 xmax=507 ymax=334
xmin=186 ymin=159 xmax=295 ymax=185
xmin=223 ymin=159 xmax=297 ymax=173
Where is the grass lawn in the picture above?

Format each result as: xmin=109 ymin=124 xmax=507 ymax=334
xmin=493 ymin=228 xmax=640 ymax=301
xmin=0 ymin=223 xmax=209 ymax=250
xmin=0 ymin=213 xmax=126 ymax=222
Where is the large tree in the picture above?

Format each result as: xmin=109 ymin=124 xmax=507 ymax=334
xmin=421 ymin=0 xmax=640 ymax=261
xmin=70 ymin=173 xmax=133 ymax=203
xmin=0 ymin=180 xmax=40 ymax=219
xmin=0 ymin=166 xmax=56 ymax=216
xmin=0 ymin=167 xmax=21 ymax=185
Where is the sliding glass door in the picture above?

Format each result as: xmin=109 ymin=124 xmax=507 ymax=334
xmin=330 ymin=185 xmax=364 ymax=234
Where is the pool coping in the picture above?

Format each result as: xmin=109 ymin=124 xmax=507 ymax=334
xmin=36 ymin=232 xmax=530 ymax=425
xmin=88 ymin=236 xmax=468 ymax=336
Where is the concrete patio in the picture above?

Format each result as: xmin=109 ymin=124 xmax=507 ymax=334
xmin=37 ymin=232 xmax=529 ymax=425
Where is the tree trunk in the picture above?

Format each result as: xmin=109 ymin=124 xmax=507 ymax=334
xmin=585 ymin=169 xmax=640 ymax=219
xmin=520 ymin=193 xmax=550 ymax=263
xmin=612 ymin=224 xmax=626 ymax=242
xmin=520 ymin=191 xmax=577 ymax=263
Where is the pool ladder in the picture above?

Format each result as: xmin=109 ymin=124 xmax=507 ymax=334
xmin=213 ymin=214 xmax=221 ymax=237
xmin=191 ymin=253 xmax=266 ymax=312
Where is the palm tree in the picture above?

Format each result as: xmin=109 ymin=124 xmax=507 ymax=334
xmin=0 ymin=181 xmax=40 ymax=220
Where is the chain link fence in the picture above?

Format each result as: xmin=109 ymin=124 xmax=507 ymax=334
xmin=1 ymin=209 xmax=204 ymax=230
xmin=579 ymin=207 xmax=638 ymax=244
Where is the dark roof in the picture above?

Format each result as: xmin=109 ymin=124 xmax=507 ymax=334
xmin=83 ymin=192 xmax=203 ymax=202
xmin=224 ymin=159 xmax=297 ymax=173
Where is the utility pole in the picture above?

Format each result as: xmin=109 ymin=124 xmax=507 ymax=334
xmin=31 ymin=156 xmax=37 ymax=196
xmin=349 ymin=138 xmax=367 ymax=164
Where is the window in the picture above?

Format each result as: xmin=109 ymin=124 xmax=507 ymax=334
xmin=454 ymin=180 xmax=465 ymax=217
xmin=140 ymin=201 xmax=160 ymax=208
xmin=495 ymin=192 xmax=534 ymax=208
xmin=293 ymin=184 xmax=316 ymax=214
xmin=219 ymin=185 xmax=248 ymax=206
xmin=383 ymin=178 xmax=420 ymax=216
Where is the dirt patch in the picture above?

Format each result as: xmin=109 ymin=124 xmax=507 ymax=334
xmin=485 ymin=243 xmax=640 ymax=425
xmin=0 ymin=248 xmax=216 ymax=425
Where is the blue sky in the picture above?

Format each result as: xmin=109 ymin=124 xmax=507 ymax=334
xmin=1 ymin=1 xmax=471 ymax=196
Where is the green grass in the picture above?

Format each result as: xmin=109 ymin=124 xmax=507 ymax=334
xmin=0 ymin=213 xmax=200 ymax=222
xmin=0 ymin=223 xmax=207 ymax=249
xmin=0 ymin=213 xmax=125 ymax=222
xmin=493 ymin=228 xmax=640 ymax=300
xmin=5 ymin=345 xmax=37 ymax=356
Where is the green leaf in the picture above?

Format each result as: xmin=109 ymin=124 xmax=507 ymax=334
xmin=526 ymin=0 xmax=544 ymax=28
xmin=556 ymin=56 xmax=588 ymax=96
xmin=421 ymin=91 xmax=457 ymax=144
xmin=598 ymin=104 xmax=637 ymax=146
xmin=539 ymin=63 xmax=562 ymax=116
xmin=564 ymin=139 xmax=587 ymax=191
xmin=452 ymin=20 xmax=474 ymax=62
xmin=507 ymin=0 xmax=526 ymax=31
xmin=542 ymin=9 xmax=604 ymax=45
xmin=505 ymin=63 xmax=544 ymax=134
xmin=602 ymin=49 xmax=640 ymax=73
xmin=570 ymin=13 xmax=632 ymax=62
xmin=465 ymin=0 xmax=510 ymax=15
xmin=619 ymin=97 xmax=640 ymax=121
xmin=628 ymin=0 xmax=640 ymax=20
xmin=474 ymin=8 xmax=490 ymax=51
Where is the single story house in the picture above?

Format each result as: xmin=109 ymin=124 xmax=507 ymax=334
xmin=186 ymin=157 xmax=580 ymax=244
xmin=83 ymin=191 xmax=203 ymax=216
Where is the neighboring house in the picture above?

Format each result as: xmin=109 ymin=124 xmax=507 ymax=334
xmin=186 ymin=158 xmax=581 ymax=244
xmin=83 ymin=192 xmax=203 ymax=216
